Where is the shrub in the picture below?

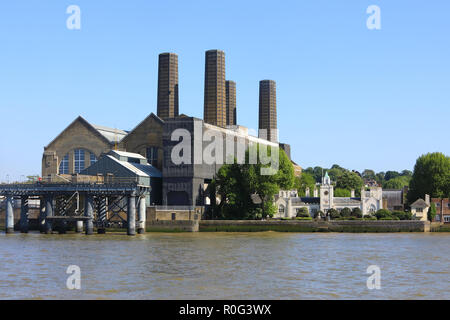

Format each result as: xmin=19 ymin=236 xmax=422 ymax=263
xmin=296 ymin=207 xmax=310 ymax=218
xmin=375 ymin=209 xmax=392 ymax=220
xmin=328 ymin=209 xmax=340 ymax=220
xmin=340 ymin=207 xmax=352 ymax=217
xmin=364 ymin=216 xmax=377 ymax=220
xmin=295 ymin=217 xmax=313 ymax=220
xmin=391 ymin=211 xmax=413 ymax=220
xmin=351 ymin=208 xmax=363 ymax=218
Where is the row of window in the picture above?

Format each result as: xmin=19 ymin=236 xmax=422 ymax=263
xmin=59 ymin=147 xmax=159 ymax=174
xmin=59 ymin=149 xmax=97 ymax=174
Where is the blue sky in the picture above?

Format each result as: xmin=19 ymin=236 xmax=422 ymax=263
xmin=0 ymin=0 xmax=449 ymax=180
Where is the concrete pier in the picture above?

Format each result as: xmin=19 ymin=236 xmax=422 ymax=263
xmin=20 ymin=196 xmax=29 ymax=233
xmin=44 ymin=196 xmax=54 ymax=234
xmin=75 ymin=221 xmax=83 ymax=233
xmin=5 ymin=196 xmax=14 ymax=233
xmin=84 ymin=195 xmax=94 ymax=235
xmin=137 ymin=196 xmax=146 ymax=234
xmin=127 ymin=195 xmax=136 ymax=236
xmin=39 ymin=198 xmax=46 ymax=233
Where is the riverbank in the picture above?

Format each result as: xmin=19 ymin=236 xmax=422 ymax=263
xmin=3 ymin=219 xmax=450 ymax=233
xmin=199 ymin=220 xmax=431 ymax=233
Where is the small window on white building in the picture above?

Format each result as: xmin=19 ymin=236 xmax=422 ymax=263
xmin=279 ymin=205 xmax=285 ymax=214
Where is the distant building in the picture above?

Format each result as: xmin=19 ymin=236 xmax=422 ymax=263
xmin=382 ymin=188 xmax=407 ymax=211
xmin=258 ymin=80 xmax=277 ymax=143
xmin=42 ymin=116 xmax=128 ymax=176
xmin=275 ymin=172 xmax=383 ymax=218
xmin=81 ymin=150 xmax=162 ymax=205
xmin=431 ymin=198 xmax=450 ymax=223
xmin=204 ymin=49 xmax=226 ymax=127
xmin=157 ymin=53 xmax=179 ymax=119
xmin=410 ymin=195 xmax=430 ymax=221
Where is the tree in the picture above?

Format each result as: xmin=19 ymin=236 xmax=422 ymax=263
xmin=385 ymin=171 xmax=400 ymax=181
xmin=428 ymin=203 xmax=437 ymax=222
xmin=328 ymin=208 xmax=340 ymax=219
xmin=336 ymin=171 xmax=364 ymax=195
xmin=340 ymin=207 xmax=351 ymax=217
xmin=334 ymin=188 xmax=351 ymax=197
xmin=295 ymin=172 xmax=315 ymax=197
xmin=351 ymin=207 xmax=363 ymax=218
xmin=383 ymin=176 xmax=411 ymax=189
xmin=375 ymin=209 xmax=392 ymax=220
xmin=408 ymin=152 xmax=450 ymax=203
xmin=211 ymin=147 xmax=295 ymax=220
xmin=391 ymin=211 xmax=412 ymax=220
xmin=362 ymin=169 xmax=376 ymax=181
xmin=400 ymin=170 xmax=413 ymax=177
xmin=296 ymin=207 xmax=310 ymax=218
xmin=375 ymin=172 xmax=386 ymax=185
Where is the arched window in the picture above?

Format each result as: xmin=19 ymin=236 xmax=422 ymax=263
xmin=59 ymin=154 xmax=69 ymax=174
xmin=74 ymin=149 xmax=85 ymax=173
xmin=369 ymin=205 xmax=377 ymax=213
xmin=90 ymin=152 xmax=97 ymax=165
xmin=279 ymin=205 xmax=285 ymax=214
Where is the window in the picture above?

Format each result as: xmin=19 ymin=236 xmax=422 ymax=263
xmin=278 ymin=205 xmax=285 ymax=214
xmin=436 ymin=203 xmax=440 ymax=207
xmin=59 ymin=154 xmax=69 ymax=174
xmin=435 ymin=215 xmax=441 ymax=222
xmin=74 ymin=149 xmax=85 ymax=173
xmin=90 ymin=152 xmax=97 ymax=166
xmin=444 ymin=216 xmax=450 ymax=223
xmin=146 ymin=147 xmax=159 ymax=166
xmin=416 ymin=208 xmax=423 ymax=213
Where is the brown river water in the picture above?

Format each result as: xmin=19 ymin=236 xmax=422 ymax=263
xmin=0 ymin=232 xmax=449 ymax=299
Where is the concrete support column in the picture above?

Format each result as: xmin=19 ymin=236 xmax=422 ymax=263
xmin=45 ymin=195 xmax=54 ymax=234
xmin=39 ymin=198 xmax=46 ymax=233
xmin=20 ymin=196 xmax=29 ymax=233
xmin=127 ymin=195 xmax=136 ymax=236
xmin=84 ymin=195 xmax=94 ymax=235
xmin=97 ymin=197 xmax=107 ymax=234
xmin=75 ymin=221 xmax=83 ymax=233
xmin=137 ymin=196 xmax=146 ymax=234
xmin=5 ymin=196 xmax=14 ymax=234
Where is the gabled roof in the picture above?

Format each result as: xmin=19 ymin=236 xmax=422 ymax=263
xmin=45 ymin=116 xmax=127 ymax=149
xmin=120 ymin=112 xmax=164 ymax=144
xmin=91 ymin=124 xmax=128 ymax=144
xmin=411 ymin=198 xmax=430 ymax=208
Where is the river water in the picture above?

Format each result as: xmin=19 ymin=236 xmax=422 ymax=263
xmin=0 ymin=232 xmax=449 ymax=299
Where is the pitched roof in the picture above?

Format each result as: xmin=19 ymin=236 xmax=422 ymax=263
xmin=120 ymin=112 xmax=164 ymax=144
xmin=411 ymin=198 xmax=430 ymax=208
xmin=91 ymin=124 xmax=128 ymax=144
xmin=45 ymin=116 xmax=127 ymax=148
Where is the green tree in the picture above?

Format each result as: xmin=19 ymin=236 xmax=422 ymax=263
xmin=385 ymin=171 xmax=400 ymax=181
xmin=362 ymin=169 xmax=376 ymax=180
xmin=351 ymin=207 xmax=363 ymax=218
xmin=328 ymin=208 xmax=340 ymax=219
xmin=375 ymin=209 xmax=392 ymax=220
xmin=340 ymin=207 xmax=351 ymax=217
xmin=428 ymin=202 xmax=437 ymax=222
xmin=383 ymin=176 xmax=411 ymax=189
xmin=336 ymin=171 xmax=364 ymax=195
xmin=334 ymin=188 xmax=351 ymax=197
xmin=296 ymin=207 xmax=310 ymax=218
xmin=295 ymin=172 xmax=315 ymax=197
xmin=408 ymin=152 xmax=450 ymax=203
xmin=211 ymin=147 xmax=295 ymax=220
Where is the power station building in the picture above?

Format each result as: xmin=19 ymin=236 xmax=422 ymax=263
xmin=41 ymin=50 xmax=292 ymax=207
